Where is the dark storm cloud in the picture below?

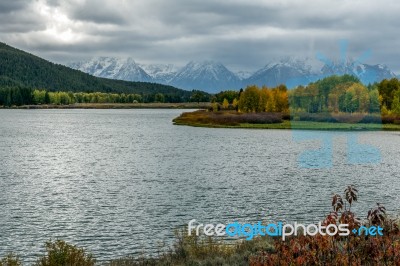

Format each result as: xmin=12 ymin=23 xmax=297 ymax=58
xmin=147 ymin=1 xmax=340 ymax=32
xmin=1 ymin=0 xmax=399 ymax=73
xmin=64 ymin=0 xmax=127 ymax=25
xmin=0 ymin=1 xmax=46 ymax=34
xmin=0 ymin=0 xmax=29 ymax=14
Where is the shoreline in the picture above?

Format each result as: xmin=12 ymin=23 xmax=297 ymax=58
xmin=173 ymin=110 xmax=400 ymax=131
xmin=0 ymin=102 xmax=211 ymax=109
xmin=173 ymin=120 xmax=400 ymax=131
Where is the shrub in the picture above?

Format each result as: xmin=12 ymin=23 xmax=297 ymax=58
xmin=381 ymin=115 xmax=400 ymax=124
xmin=250 ymin=186 xmax=400 ymax=265
xmin=0 ymin=253 xmax=21 ymax=266
xmin=35 ymin=240 xmax=95 ymax=266
xmin=294 ymin=112 xmax=337 ymax=123
xmin=359 ymin=114 xmax=383 ymax=124
xmin=291 ymin=112 xmax=389 ymax=124
xmin=173 ymin=110 xmax=282 ymax=126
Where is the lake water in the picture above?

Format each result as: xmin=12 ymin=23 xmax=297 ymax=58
xmin=0 ymin=109 xmax=399 ymax=263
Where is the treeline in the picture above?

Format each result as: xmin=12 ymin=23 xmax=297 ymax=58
xmin=0 ymin=87 xmax=211 ymax=106
xmin=290 ymin=75 xmax=400 ymax=115
xmin=215 ymin=75 xmax=400 ymax=115
xmin=213 ymin=85 xmax=289 ymax=113
xmin=32 ymin=90 xmax=145 ymax=105
xmin=289 ymin=75 xmax=380 ymax=114
xmin=0 ymin=86 xmax=33 ymax=106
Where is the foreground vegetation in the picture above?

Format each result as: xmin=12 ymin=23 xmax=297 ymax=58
xmin=1 ymin=187 xmax=398 ymax=265
xmin=250 ymin=186 xmax=400 ymax=265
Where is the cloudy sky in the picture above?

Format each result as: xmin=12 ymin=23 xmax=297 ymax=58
xmin=1 ymin=0 xmax=399 ymax=72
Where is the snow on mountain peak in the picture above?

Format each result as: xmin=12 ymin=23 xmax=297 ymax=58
xmin=169 ymin=60 xmax=241 ymax=92
xmin=69 ymin=56 xmax=398 ymax=93
xmin=139 ymin=63 xmax=179 ymax=83
xmin=69 ymin=56 xmax=152 ymax=82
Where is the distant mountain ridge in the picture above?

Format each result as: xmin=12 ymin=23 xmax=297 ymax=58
xmin=70 ymin=56 xmax=398 ymax=93
xmin=321 ymin=61 xmax=397 ymax=85
xmin=169 ymin=61 xmax=241 ymax=93
xmin=0 ymin=42 xmax=193 ymax=101
xmin=139 ymin=63 xmax=178 ymax=84
xmin=69 ymin=58 xmax=242 ymax=93
xmin=244 ymin=57 xmax=317 ymax=88
xmin=70 ymin=57 xmax=153 ymax=82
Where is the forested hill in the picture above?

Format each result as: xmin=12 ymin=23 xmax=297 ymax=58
xmin=0 ymin=42 xmax=193 ymax=101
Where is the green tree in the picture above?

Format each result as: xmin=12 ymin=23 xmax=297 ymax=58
xmin=392 ymin=95 xmax=400 ymax=115
xmin=155 ymin=93 xmax=165 ymax=103
xmin=378 ymin=78 xmax=400 ymax=109
xmin=33 ymin=90 xmax=45 ymax=104
xmin=368 ymin=89 xmax=381 ymax=113
xmin=238 ymin=85 xmax=261 ymax=112
xmin=190 ymin=90 xmax=210 ymax=103
xmin=211 ymin=102 xmax=219 ymax=112
xmin=44 ymin=91 xmax=50 ymax=104
xmin=215 ymin=90 xmax=239 ymax=103
xmin=12 ymin=88 xmax=23 ymax=106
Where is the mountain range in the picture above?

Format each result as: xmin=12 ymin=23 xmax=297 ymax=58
xmin=69 ymin=57 xmax=398 ymax=93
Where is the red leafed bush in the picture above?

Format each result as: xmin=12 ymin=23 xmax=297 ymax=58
xmin=250 ymin=186 xmax=400 ymax=266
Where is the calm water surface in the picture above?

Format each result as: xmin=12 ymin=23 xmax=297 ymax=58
xmin=0 ymin=109 xmax=399 ymax=263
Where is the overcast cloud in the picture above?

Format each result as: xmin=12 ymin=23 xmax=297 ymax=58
xmin=1 ymin=0 xmax=399 ymax=72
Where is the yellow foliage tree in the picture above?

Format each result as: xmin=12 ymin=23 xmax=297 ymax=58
xmin=222 ymin=98 xmax=229 ymax=109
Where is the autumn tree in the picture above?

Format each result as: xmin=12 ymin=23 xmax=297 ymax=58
xmin=392 ymin=93 xmax=400 ymax=115
xmin=238 ymin=85 xmax=262 ymax=112
xmin=232 ymin=98 xmax=238 ymax=110
xmin=222 ymin=98 xmax=229 ymax=109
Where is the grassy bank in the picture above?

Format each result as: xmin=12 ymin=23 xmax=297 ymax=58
xmin=0 ymin=102 xmax=211 ymax=110
xmin=173 ymin=110 xmax=400 ymax=131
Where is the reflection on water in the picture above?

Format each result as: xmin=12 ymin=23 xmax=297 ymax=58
xmin=0 ymin=109 xmax=399 ymax=262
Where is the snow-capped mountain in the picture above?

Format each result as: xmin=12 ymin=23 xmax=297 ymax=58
xmin=245 ymin=57 xmax=316 ymax=88
xmin=235 ymin=70 xmax=254 ymax=80
xmin=245 ymin=57 xmax=397 ymax=88
xmin=69 ymin=57 xmax=153 ymax=82
xmin=139 ymin=63 xmax=178 ymax=83
xmin=169 ymin=61 xmax=241 ymax=93
xmin=69 ymin=56 xmax=398 ymax=93
xmin=70 ymin=58 xmax=242 ymax=93
xmin=321 ymin=61 xmax=397 ymax=85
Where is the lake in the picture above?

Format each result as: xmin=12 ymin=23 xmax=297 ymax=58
xmin=0 ymin=109 xmax=399 ymax=263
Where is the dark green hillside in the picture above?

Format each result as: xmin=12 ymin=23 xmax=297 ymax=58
xmin=0 ymin=42 xmax=196 ymax=102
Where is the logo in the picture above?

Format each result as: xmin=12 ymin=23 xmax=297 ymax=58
xmin=289 ymin=40 xmax=382 ymax=168
xmin=188 ymin=219 xmax=383 ymax=241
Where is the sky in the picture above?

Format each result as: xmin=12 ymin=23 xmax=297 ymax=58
xmin=1 ymin=0 xmax=400 ymax=73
